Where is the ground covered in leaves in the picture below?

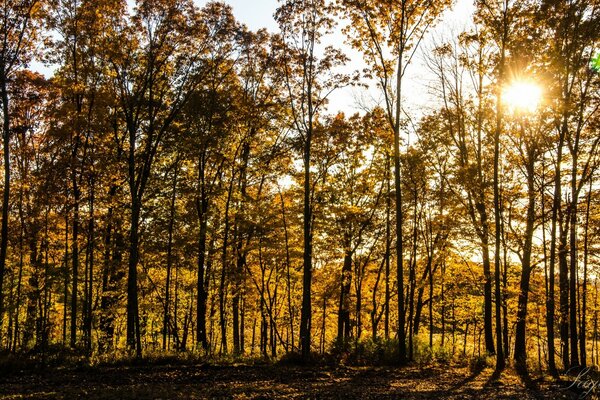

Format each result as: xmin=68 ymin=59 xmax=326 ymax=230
xmin=0 ymin=362 xmax=580 ymax=399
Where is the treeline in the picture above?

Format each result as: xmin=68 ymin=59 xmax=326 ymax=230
xmin=0 ymin=0 xmax=598 ymax=379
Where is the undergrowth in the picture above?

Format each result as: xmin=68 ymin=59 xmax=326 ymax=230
xmin=0 ymin=336 xmax=497 ymax=377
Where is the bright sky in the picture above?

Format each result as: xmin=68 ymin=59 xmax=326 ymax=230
xmin=34 ymin=1 xmax=476 ymax=125
xmin=214 ymin=0 xmax=279 ymax=31
xmin=194 ymin=0 xmax=476 ymax=123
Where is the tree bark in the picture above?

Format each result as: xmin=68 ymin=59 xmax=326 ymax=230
xmin=514 ymin=142 xmax=537 ymax=376
xmin=300 ymin=126 xmax=313 ymax=361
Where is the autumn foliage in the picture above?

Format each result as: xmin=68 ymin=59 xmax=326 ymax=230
xmin=0 ymin=1 xmax=597 ymax=384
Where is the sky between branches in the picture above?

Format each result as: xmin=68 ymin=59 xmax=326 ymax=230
xmin=201 ymin=0 xmax=476 ymax=134
xmin=33 ymin=0 xmax=475 ymax=131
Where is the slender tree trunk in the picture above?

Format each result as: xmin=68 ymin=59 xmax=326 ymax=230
xmin=384 ymin=155 xmax=391 ymax=340
xmin=414 ymin=246 xmax=437 ymax=337
xmin=546 ymin=129 xmax=568 ymax=377
xmin=481 ymin=219 xmax=494 ymax=355
xmin=580 ymin=184 xmax=592 ymax=367
xmin=163 ymin=162 xmax=178 ymax=350
xmin=474 ymin=42 xmax=494 ymax=355
xmin=429 ymin=256 xmax=434 ymax=348
xmin=300 ymin=127 xmax=313 ymax=361
xmin=337 ymin=245 xmax=352 ymax=342
xmin=559 ymin=220 xmax=569 ymax=369
xmin=463 ymin=321 xmax=469 ymax=356
xmin=233 ymin=140 xmax=251 ymax=356
xmin=0 ymin=73 xmax=11 ymax=332
xmin=219 ymin=172 xmax=235 ymax=354
xmin=594 ymin=279 xmax=598 ymax=365
xmin=356 ymin=265 xmax=363 ymax=340
xmin=371 ymin=256 xmax=385 ymax=340
xmin=126 ymin=198 xmax=142 ymax=357
xmin=70 ymin=180 xmax=79 ymax=348
xmin=408 ymin=206 xmax=417 ymax=361
xmin=547 ymin=129 xmax=563 ymax=376
xmin=84 ymin=174 xmax=95 ymax=354
xmin=493 ymin=7 xmax=508 ymax=370
xmin=13 ymin=187 xmax=26 ymax=351
xmin=568 ymin=156 xmax=579 ymax=368
xmin=514 ymin=145 xmax=537 ymax=376
xmin=393 ymin=45 xmax=406 ymax=364
xmin=441 ymin=260 xmax=446 ymax=347
xmin=196 ymin=157 xmax=209 ymax=351
xmin=279 ymin=190 xmax=295 ymax=352
xmin=321 ymin=296 xmax=326 ymax=354
xmin=501 ymin=206 xmax=510 ymax=359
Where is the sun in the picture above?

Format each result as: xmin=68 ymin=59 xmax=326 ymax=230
xmin=502 ymin=80 xmax=542 ymax=113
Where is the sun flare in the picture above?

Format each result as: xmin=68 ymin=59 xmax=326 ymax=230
xmin=502 ymin=80 xmax=542 ymax=113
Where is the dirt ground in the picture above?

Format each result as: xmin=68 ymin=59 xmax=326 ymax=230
xmin=0 ymin=363 xmax=579 ymax=399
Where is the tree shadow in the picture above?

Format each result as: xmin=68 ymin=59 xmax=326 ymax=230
xmin=516 ymin=366 xmax=540 ymax=392
xmin=485 ymin=367 xmax=503 ymax=387
xmin=484 ymin=364 xmax=541 ymax=398
xmin=447 ymin=362 xmax=486 ymax=392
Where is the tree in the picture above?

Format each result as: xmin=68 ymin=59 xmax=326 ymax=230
xmin=505 ymin=103 xmax=547 ymax=376
xmin=107 ymin=0 xmax=205 ymax=356
xmin=316 ymin=112 xmax=384 ymax=343
xmin=6 ymin=69 xmax=50 ymax=351
xmin=425 ymin=35 xmax=497 ymax=358
xmin=0 ymin=0 xmax=42 ymax=339
xmin=275 ymin=0 xmax=351 ymax=360
xmin=342 ymin=0 xmax=453 ymax=363
xmin=474 ymin=0 xmax=520 ymax=372
xmin=538 ymin=0 xmax=600 ymax=372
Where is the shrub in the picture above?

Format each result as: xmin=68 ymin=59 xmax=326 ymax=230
xmin=329 ymin=337 xmax=400 ymax=366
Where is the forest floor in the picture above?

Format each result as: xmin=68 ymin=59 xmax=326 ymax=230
xmin=0 ymin=362 xmax=581 ymax=399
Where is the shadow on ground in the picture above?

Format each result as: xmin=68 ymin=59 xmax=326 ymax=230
xmin=0 ymin=363 xmax=575 ymax=399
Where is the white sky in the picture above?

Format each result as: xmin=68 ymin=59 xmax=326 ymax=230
xmin=196 ymin=0 xmax=476 ymax=122
xmin=33 ymin=0 xmax=476 ymax=125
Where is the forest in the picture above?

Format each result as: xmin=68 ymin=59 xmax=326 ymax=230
xmin=0 ymin=0 xmax=598 ymax=398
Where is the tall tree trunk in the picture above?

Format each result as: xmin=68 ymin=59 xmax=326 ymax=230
xmin=480 ymin=209 xmax=494 ymax=355
xmin=492 ymin=4 xmax=508 ymax=370
xmin=559 ymin=219 xmax=569 ymax=369
xmin=337 ymin=244 xmax=352 ymax=342
xmin=279 ymin=190 xmax=295 ymax=352
xmin=394 ymin=46 xmax=406 ymax=365
xmin=99 ymin=213 xmax=112 ymax=351
xmin=163 ymin=162 xmax=178 ymax=350
xmin=0 ymin=73 xmax=11 ymax=332
xmin=233 ymin=140 xmax=251 ymax=355
xmin=441 ymin=260 xmax=446 ymax=347
xmin=196 ymin=153 xmax=210 ymax=351
xmin=414 ymin=256 xmax=434 ymax=337
xmin=126 ymin=198 xmax=142 ymax=357
xmin=219 ymin=171 xmax=235 ymax=354
xmin=501 ymin=203 xmax=510 ymax=359
xmin=70 ymin=181 xmax=79 ymax=348
xmin=300 ymin=127 xmax=313 ymax=361
xmin=84 ymin=174 xmax=95 ymax=354
xmin=547 ymin=127 xmax=563 ymax=376
xmin=514 ymin=145 xmax=536 ymax=376
xmin=371 ymin=256 xmax=385 ymax=339
xmin=474 ymin=39 xmax=494 ymax=356
xmin=13 ymin=186 xmax=26 ymax=351
xmin=429 ymin=258 xmax=434 ymax=348
xmin=580 ymin=183 xmax=592 ymax=367
xmin=568 ymin=156 xmax=579 ymax=368
xmin=407 ymin=205 xmax=417 ymax=361
xmin=384 ymin=155 xmax=391 ymax=340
